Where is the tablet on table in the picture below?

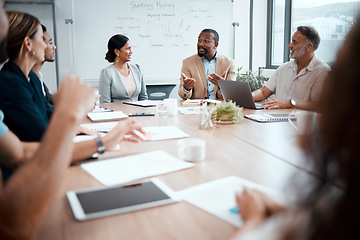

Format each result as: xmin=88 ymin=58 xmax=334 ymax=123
xmin=67 ymin=178 xmax=179 ymax=221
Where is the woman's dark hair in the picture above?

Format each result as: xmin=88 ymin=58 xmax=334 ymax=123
xmin=105 ymin=34 xmax=129 ymax=63
xmin=292 ymin=17 xmax=360 ymax=240
xmin=6 ymin=11 xmax=40 ymax=61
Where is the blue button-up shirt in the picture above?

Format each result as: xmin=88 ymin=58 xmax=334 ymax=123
xmin=202 ymin=56 xmax=217 ymax=99
xmin=183 ymin=54 xmax=218 ymax=99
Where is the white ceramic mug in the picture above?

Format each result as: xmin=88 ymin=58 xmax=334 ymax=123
xmin=164 ymin=98 xmax=178 ymax=116
xmin=288 ymin=111 xmax=317 ymax=136
xmin=177 ymin=138 xmax=206 ymax=161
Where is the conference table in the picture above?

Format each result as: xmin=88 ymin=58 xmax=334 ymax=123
xmin=35 ymin=101 xmax=319 ymax=240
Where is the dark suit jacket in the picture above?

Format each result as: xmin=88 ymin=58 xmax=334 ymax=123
xmin=43 ymin=81 xmax=55 ymax=109
xmin=0 ymin=62 xmax=53 ymax=141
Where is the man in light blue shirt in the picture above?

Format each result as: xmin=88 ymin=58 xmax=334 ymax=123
xmin=202 ymin=55 xmax=217 ymax=99
xmin=179 ymin=29 xmax=236 ymax=100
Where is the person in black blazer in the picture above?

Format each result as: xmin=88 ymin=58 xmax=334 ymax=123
xmin=0 ymin=18 xmax=96 ymax=141
xmin=0 ymin=11 xmax=50 ymax=142
xmin=0 ymin=62 xmax=53 ymax=141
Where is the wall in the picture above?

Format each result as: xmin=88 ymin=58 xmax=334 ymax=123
xmin=9 ymin=0 xmax=268 ymax=97
xmin=4 ymin=3 xmax=58 ymax=93
xmin=72 ymin=0 xmax=233 ymax=87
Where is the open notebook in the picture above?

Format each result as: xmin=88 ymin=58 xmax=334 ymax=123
xmin=245 ymin=113 xmax=296 ymax=123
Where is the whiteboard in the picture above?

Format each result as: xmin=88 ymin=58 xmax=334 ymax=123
xmin=73 ymin=0 xmax=233 ymax=82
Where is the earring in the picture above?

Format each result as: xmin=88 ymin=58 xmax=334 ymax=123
xmin=32 ymin=51 xmax=35 ymax=56
xmin=116 ymin=55 xmax=120 ymax=62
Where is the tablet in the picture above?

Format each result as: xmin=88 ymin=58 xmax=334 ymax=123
xmin=67 ymin=178 xmax=180 ymax=221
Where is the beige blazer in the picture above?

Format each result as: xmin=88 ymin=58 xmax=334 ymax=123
xmin=178 ymin=54 xmax=236 ymax=100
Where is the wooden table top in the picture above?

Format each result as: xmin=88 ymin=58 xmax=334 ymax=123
xmin=35 ymin=101 xmax=318 ymax=240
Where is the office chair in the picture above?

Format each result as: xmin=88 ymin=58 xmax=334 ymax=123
xmin=146 ymin=84 xmax=176 ymax=100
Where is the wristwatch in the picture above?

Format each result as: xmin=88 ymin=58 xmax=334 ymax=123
xmin=290 ymin=99 xmax=296 ymax=107
xmin=95 ymin=136 xmax=106 ymax=154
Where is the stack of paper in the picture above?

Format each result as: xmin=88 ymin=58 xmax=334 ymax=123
xmin=81 ymin=150 xmax=194 ymax=185
xmin=87 ymin=111 xmax=128 ymax=122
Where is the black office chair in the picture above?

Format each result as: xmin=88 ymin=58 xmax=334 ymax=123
xmin=146 ymin=84 xmax=176 ymax=100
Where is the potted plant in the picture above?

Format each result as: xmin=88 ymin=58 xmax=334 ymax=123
xmin=236 ymin=67 xmax=269 ymax=92
xmin=212 ymin=100 xmax=243 ymax=123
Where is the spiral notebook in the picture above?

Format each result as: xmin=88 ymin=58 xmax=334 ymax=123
xmin=245 ymin=113 xmax=296 ymax=123
xmin=80 ymin=122 xmax=118 ymax=132
xmin=87 ymin=111 xmax=128 ymax=122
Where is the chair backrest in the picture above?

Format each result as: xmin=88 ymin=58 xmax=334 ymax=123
xmin=146 ymin=84 xmax=176 ymax=100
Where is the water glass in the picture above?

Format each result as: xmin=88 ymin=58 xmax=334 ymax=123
xmin=156 ymin=102 xmax=169 ymax=119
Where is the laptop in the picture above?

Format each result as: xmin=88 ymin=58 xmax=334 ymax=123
xmin=217 ymin=80 xmax=264 ymax=109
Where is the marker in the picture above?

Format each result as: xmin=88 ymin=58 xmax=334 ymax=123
xmin=229 ymin=206 xmax=239 ymax=214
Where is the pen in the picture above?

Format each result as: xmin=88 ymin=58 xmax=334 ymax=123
xmin=229 ymin=206 xmax=239 ymax=214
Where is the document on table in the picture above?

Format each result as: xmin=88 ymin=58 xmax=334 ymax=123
xmin=176 ymin=176 xmax=290 ymax=228
xmin=87 ymin=111 xmax=128 ymax=122
xmin=135 ymin=126 xmax=189 ymax=141
xmin=80 ymin=122 xmax=119 ymax=132
xmin=182 ymin=99 xmax=221 ymax=105
xmin=123 ymin=100 xmax=162 ymax=107
xmin=178 ymin=107 xmax=202 ymax=115
xmin=81 ymin=150 xmax=194 ymax=186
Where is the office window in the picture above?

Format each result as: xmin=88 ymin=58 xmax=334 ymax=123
xmin=336 ymin=25 xmax=343 ymax=33
xmin=267 ymin=0 xmax=360 ymax=67
xmin=271 ymin=0 xmax=286 ymax=66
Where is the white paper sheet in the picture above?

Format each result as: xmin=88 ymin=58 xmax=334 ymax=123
xmin=176 ymin=176 xmax=290 ymax=228
xmin=178 ymin=107 xmax=202 ymax=115
xmin=87 ymin=111 xmax=128 ymax=122
xmin=81 ymin=150 xmax=194 ymax=186
xmin=135 ymin=126 xmax=189 ymax=141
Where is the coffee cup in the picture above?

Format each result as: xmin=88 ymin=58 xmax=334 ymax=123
xmin=177 ymin=138 xmax=206 ymax=161
xmin=164 ymin=98 xmax=177 ymax=116
xmin=288 ymin=111 xmax=317 ymax=136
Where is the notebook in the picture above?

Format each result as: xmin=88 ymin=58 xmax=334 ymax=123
xmin=123 ymin=100 xmax=161 ymax=107
xmin=80 ymin=122 xmax=118 ymax=132
xmin=87 ymin=111 xmax=128 ymax=122
xmin=245 ymin=113 xmax=296 ymax=123
xmin=217 ymin=80 xmax=264 ymax=109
